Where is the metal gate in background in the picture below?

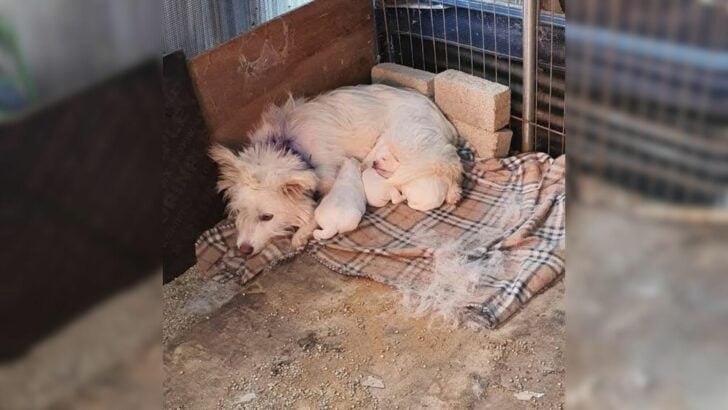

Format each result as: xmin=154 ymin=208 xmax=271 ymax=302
xmin=373 ymin=0 xmax=566 ymax=157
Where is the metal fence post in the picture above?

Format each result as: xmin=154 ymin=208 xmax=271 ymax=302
xmin=522 ymin=0 xmax=539 ymax=152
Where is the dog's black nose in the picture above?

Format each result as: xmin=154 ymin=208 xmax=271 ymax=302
xmin=239 ymin=243 xmax=254 ymax=256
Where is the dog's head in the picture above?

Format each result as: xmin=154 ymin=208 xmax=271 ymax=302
xmin=370 ymin=142 xmax=401 ymax=178
xmin=210 ymin=143 xmax=318 ymax=256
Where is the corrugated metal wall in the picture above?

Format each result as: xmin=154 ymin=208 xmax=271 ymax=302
xmin=162 ymin=0 xmax=313 ymax=58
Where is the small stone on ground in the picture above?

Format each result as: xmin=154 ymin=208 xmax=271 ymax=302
xmin=361 ymin=376 xmax=385 ymax=389
xmin=514 ymin=390 xmax=545 ymax=401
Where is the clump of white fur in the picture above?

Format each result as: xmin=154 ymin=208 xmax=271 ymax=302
xmin=399 ymin=193 xmax=523 ymax=326
xmin=400 ymin=228 xmax=508 ymax=327
xmin=362 ymin=167 xmax=404 ymax=207
xmin=313 ymin=158 xmax=366 ymax=240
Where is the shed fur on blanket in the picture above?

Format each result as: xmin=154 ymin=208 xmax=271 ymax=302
xmin=195 ymin=152 xmax=566 ymax=328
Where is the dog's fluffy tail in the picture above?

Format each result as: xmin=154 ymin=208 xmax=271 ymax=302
xmin=313 ymin=227 xmax=337 ymax=240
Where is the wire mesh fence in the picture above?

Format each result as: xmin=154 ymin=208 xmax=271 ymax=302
xmin=374 ymin=0 xmax=566 ymax=157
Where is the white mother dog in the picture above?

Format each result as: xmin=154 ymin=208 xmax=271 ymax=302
xmin=210 ymin=84 xmax=463 ymax=255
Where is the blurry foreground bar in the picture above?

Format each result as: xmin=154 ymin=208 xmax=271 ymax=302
xmin=0 ymin=61 xmax=161 ymax=359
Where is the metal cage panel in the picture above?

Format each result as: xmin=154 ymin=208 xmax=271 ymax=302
xmin=374 ymin=0 xmax=566 ymax=157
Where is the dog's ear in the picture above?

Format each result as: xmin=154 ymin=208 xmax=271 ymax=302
xmin=281 ymin=170 xmax=317 ymax=198
xmin=435 ymin=155 xmax=464 ymax=183
xmin=209 ymin=144 xmax=245 ymax=192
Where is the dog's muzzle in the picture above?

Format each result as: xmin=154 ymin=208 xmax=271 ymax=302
xmin=238 ymin=243 xmax=254 ymax=256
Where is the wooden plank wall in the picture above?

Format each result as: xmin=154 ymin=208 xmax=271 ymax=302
xmin=189 ymin=0 xmax=375 ymax=143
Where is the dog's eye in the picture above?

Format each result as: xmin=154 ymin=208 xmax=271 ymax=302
xmin=259 ymin=213 xmax=274 ymax=222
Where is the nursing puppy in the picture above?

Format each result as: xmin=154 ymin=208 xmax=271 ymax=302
xmin=361 ymin=167 xmax=404 ymax=207
xmin=364 ymin=122 xmax=462 ymax=205
xmin=313 ymin=158 xmax=366 ymax=240
xmin=211 ymin=84 xmax=462 ymax=254
xmin=401 ymin=177 xmax=449 ymax=211
xmin=366 ymin=142 xmax=453 ymax=211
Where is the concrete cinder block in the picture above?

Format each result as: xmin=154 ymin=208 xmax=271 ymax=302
xmin=371 ymin=63 xmax=436 ymax=97
xmin=452 ymin=119 xmax=512 ymax=158
xmin=434 ymin=69 xmax=511 ymax=131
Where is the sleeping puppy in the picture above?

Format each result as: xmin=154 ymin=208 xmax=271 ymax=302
xmin=364 ymin=129 xmax=462 ymax=206
xmin=366 ymin=142 xmax=451 ymax=211
xmin=366 ymin=139 xmax=400 ymax=178
xmin=313 ymin=158 xmax=366 ymax=240
xmin=401 ymin=177 xmax=449 ymax=211
xmin=361 ymin=167 xmax=404 ymax=207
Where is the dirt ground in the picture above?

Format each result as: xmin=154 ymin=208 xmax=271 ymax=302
xmin=163 ymin=254 xmax=565 ymax=409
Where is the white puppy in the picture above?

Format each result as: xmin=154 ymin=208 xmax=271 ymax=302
xmin=364 ymin=134 xmax=462 ymax=205
xmin=366 ymin=140 xmax=400 ymax=178
xmin=313 ymin=158 xmax=366 ymax=240
xmin=401 ymin=176 xmax=449 ymax=211
xmin=362 ymin=167 xmax=404 ymax=207
xmin=365 ymin=142 xmax=450 ymax=212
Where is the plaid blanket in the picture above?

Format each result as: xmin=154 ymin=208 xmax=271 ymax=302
xmin=195 ymin=152 xmax=565 ymax=328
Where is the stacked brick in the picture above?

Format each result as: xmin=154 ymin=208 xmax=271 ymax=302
xmin=371 ymin=63 xmax=512 ymax=158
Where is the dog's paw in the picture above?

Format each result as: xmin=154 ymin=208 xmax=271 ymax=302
xmin=391 ymin=188 xmax=405 ymax=205
xmin=446 ymin=186 xmax=462 ymax=205
xmin=291 ymin=233 xmax=310 ymax=250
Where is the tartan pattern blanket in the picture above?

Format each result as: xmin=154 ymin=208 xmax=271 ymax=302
xmin=195 ymin=152 xmax=565 ymax=328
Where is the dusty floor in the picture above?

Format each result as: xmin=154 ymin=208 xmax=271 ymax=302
xmin=163 ymin=254 xmax=565 ymax=409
